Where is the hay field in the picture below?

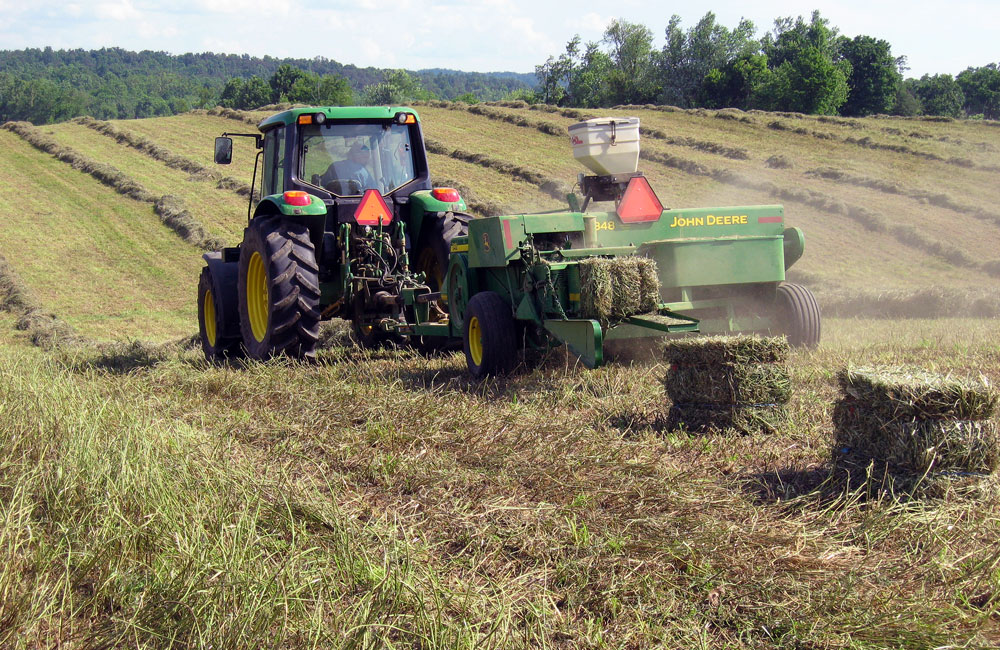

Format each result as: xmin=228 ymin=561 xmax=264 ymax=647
xmin=2 ymin=104 xmax=1000 ymax=646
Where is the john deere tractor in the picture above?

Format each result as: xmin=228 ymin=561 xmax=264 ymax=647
xmin=199 ymin=106 xmax=470 ymax=361
xmin=198 ymin=107 xmax=820 ymax=376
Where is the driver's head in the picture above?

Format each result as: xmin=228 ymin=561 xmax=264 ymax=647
xmin=349 ymin=142 xmax=370 ymax=164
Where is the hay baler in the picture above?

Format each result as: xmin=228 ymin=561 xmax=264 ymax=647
xmin=410 ymin=116 xmax=820 ymax=377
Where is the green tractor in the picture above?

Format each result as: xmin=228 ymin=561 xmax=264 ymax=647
xmin=199 ymin=106 xmax=469 ymax=360
xmin=198 ymin=107 xmax=820 ymax=376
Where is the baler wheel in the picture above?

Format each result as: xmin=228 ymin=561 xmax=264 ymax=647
xmin=775 ymin=282 xmax=821 ymax=347
xmin=198 ymin=267 xmax=241 ymax=360
xmin=237 ymin=217 xmax=321 ymax=360
xmin=464 ymin=291 xmax=517 ymax=378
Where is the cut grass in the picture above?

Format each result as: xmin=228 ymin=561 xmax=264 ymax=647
xmin=0 ymin=130 xmax=202 ymax=340
xmin=1 ymin=318 xmax=1000 ymax=647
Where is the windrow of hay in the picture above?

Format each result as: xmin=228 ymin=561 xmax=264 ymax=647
xmin=424 ymin=138 xmax=570 ymax=200
xmin=812 ymin=286 xmax=1000 ymax=318
xmin=769 ymin=119 xmax=1000 ymax=172
xmin=1 ymin=121 xmax=223 ymax=251
xmin=833 ymin=367 xmax=1000 ymax=497
xmin=0 ymin=252 xmax=77 ymax=347
xmin=76 ymin=116 xmax=254 ymax=198
xmin=806 ymin=166 xmax=1000 ymax=228
xmin=431 ymin=175 xmax=505 ymax=217
xmin=663 ymin=335 xmax=791 ymax=435
xmin=577 ymin=256 xmax=659 ymax=322
xmin=638 ymin=148 xmax=987 ymax=273
xmin=434 ymin=101 xmax=753 ymax=161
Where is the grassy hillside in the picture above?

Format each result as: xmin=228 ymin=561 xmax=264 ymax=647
xmin=2 ymin=105 xmax=1000 ymax=647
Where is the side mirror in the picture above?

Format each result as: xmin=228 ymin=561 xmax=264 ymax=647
xmin=214 ymin=137 xmax=233 ymax=165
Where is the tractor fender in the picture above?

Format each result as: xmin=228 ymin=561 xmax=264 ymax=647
xmin=782 ymin=227 xmax=805 ymax=270
xmin=252 ymin=193 xmax=328 ymax=260
xmin=201 ymin=252 xmax=241 ymax=341
xmin=408 ymin=190 xmax=468 ymax=246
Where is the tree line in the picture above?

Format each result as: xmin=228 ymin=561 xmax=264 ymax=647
xmin=0 ymin=48 xmax=533 ymax=124
xmin=531 ymin=11 xmax=1000 ymax=119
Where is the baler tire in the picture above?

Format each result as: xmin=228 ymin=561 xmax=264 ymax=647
xmin=464 ymin=291 xmax=517 ymax=378
xmin=237 ymin=217 xmax=321 ymax=360
xmin=775 ymin=282 xmax=821 ymax=347
xmin=198 ymin=266 xmax=241 ymax=360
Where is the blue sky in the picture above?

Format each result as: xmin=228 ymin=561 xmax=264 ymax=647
xmin=0 ymin=0 xmax=995 ymax=78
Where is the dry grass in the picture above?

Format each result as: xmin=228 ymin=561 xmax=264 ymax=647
xmin=1 ymin=318 xmax=999 ymax=647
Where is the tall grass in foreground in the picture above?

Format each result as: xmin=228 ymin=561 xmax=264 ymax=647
xmin=0 ymin=347 xmax=501 ymax=648
xmin=1 ymin=320 xmax=1000 ymax=648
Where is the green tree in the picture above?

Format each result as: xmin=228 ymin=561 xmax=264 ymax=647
xmin=700 ymin=53 xmax=771 ymax=109
xmin=838 ymin=35 xmax=902 ymax=116
xmin=658 ymin=12 xmax=758 ymax=108
xmin=891 ymin=80 xmax=922 ymax=116
xmin=911 ymin=74 xmax=964 ymax=117
xmin=567 ymin=43 xmax=615 ymax=108
xmin=602 ymin=19 xmax=657 ymax=104
xmin=454 ymin=92 xmax=479 ymax=104
xmin=269 ymin=64 xmax=304 ymax=103
xmin=957 ymin=64 xmax=1000 ymax=119
xmin=241 ymin=76 xmax=272 ymax=109
xmin=759 ymin=11 xmax=850 ymax=114
xmin=361 ymin=69 xmax=432 ymax=105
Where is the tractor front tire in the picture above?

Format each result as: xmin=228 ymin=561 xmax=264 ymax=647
xmin=237 ymin=218 xmax=321 ymax=360
xmin=775 ymin=282 xmax=821 ymax=347
xmin=198 ymin=266 xmax=241 ymax=360
xmin=463 ymin=291 xmax=517 ymax=378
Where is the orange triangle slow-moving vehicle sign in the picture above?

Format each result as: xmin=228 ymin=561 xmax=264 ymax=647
xmin=354 ymin=189 xmax=393 ymax=226
xmin=617 ymin=176 xmax=663 ymax=223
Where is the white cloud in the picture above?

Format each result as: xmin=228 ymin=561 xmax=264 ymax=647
xmin=95 ymin=0 xmax=141 ymax=21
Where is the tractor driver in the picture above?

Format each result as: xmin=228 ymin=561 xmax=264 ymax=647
xmin=320 ymin=141 xmax=379 ymax=194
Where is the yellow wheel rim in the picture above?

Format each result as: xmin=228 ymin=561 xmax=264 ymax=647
xmin=203 ymin=286 xmax=217 ymax=347
xmin=247 ymin=251 xmax=269 ymax=342
xmin=468 ymin=315 xmax=483 ymax=365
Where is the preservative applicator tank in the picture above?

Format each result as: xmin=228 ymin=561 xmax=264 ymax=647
xmin=568 ymin=117 xmax=640 ymax=175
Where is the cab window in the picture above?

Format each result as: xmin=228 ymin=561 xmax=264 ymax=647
xmin=300 ymin=122 xmax=415 ymax=196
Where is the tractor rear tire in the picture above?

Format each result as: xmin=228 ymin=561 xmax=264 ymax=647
xmin=775 ymin=282 xmax=821 ymax=347
xmin=237 ymin=218 xmax=321 ymax=360
xmin=198 ymin=266 xmax=241 ymax=360
xmin=414 ymin=211 xmax=470 ymax=352
xmin=415 ymin=211 xmax=470 ymax=292
xmin=463 ymin=291 xmax=517 ymax=378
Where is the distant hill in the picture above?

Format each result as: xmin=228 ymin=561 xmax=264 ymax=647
xmin=0 ymin=47 xmax=537 ymax=124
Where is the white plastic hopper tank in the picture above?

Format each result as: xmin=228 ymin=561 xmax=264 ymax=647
xmin=568 ymin=117 xmax=640 ymax=175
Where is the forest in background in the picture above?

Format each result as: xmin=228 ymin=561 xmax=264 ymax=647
xmin=532 ymin=11 xmax=1000 ymax=119
xmin=2 ymin=9 xmax=998 ymax=125
xmin=0 ymin=48 xmax=534 ymax=124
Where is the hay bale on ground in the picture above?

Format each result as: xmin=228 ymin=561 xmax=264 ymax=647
xmin=662 ymin=335 xmax=791 ymax=435
xmin=833 ymin=400 xmax=999 ymax=474
xmin=663 ymin=335 xmax=789 ymax=366
xmin=833 ymin=366 xmax=999 ymax=498
xmin=837 ymin=367 xmax=996 ymax=420
xmin=667 ymin=362 xmax=791 ymax=406
xmin=666 ymin=403 xmax=788 ymax=435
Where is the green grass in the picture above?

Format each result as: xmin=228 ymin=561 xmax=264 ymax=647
xmin=1 ymin=319 xmax=999 ymax=648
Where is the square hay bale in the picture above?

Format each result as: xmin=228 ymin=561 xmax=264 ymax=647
xmin=578 ymin=256 xmax=661 ymax=322
xmin=837 ymin=367 xmax=997 ymax=421
xmin=663 ymin=335 xmax=790 ymax=366
xmin=666 ymin=361 xmax=792 ymax=406
xmin=666 ymin=403 xmax=788 ymax=435
xmin=833 ymin=399 xmax=1000 ymax=475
